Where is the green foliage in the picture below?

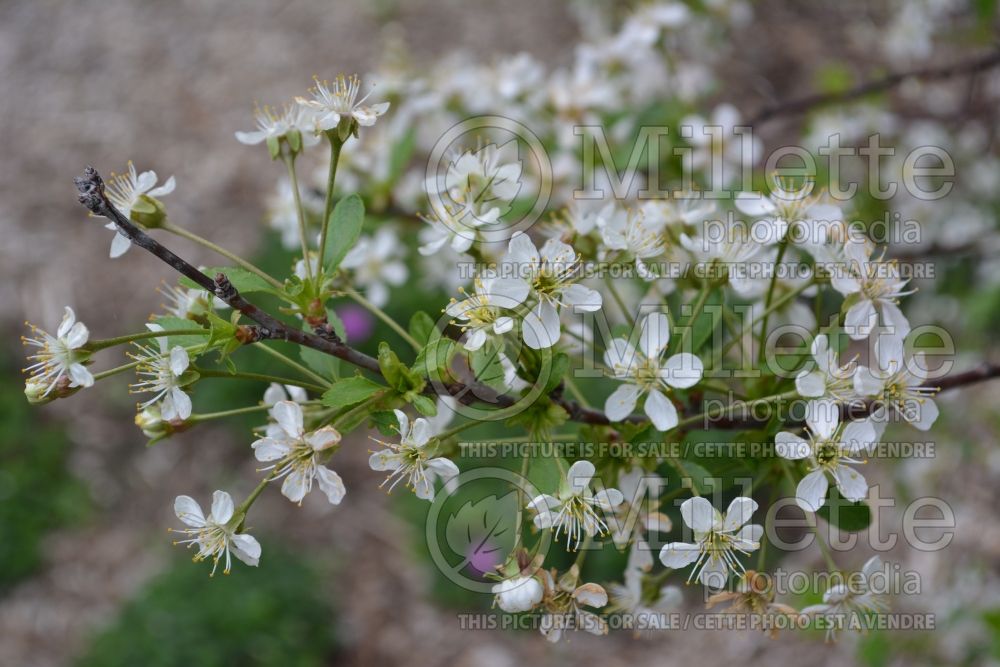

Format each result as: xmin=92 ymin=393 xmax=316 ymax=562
xmin=817 ymin=487 xmax=873 ymax=532
xmin=77 ymin=550 xmax=337 ymax=667
xmin=321 ymin=375 xmax=385 ymax=410
xmin=0 ymin=358 xmax=89 ymax=590
xmin=323 ymin=194 xmax=365 ymax=273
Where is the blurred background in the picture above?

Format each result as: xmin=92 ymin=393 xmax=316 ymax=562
xmin=2 ymin=0 xmax=1000 ymax=665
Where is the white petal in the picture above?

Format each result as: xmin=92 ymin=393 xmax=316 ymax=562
xmin=593 ymin=488 xmax=624 ymax=509
xmin=732 ymin=523 xmax=763 ymax=551
xmin=252 ymin=437 xmax=291 ymax=461
xmin=409 ymin=418 xmax=432 ymax=447
xmin=316 ymin=467 xmax=346 ymax=505
xmin=169 ymin=346 xmax=189 ymax=376
xmin=210 ymin=490 xmax=235 ymax=524
xmin=368 ymin=449 xmax=401 ymax=471
xmin=795 ymin=370 xmax=826 ymax=398
xmin=644 ymin=389 xmax=678 ymax=432
xmin=174 ymin=495 xmax=206 ymax=527
xmin=735 ymin=193 xmax=776 ymax=217
xmin=57 ymin=307 xmax=77 ymax=338
xmin=661 ymin=353 xmax=703 ymax=389
xmin=522 ymin=301 xmax=561 ymax=349
xmin=796 ymin=470 xmax=829 ymax=512
xmin=272 ymin=400 xmax=303 ymax=439
xmin=680 ymin=496 xmax=716 ymax=532
xmin=805 ymin=398 xmax=840 ymax=440
xmin=698 ymin=555 xmax=729 ymax=588
xmin=905 ymin=397 xmax=938 ymax=431
xmin=658 ymin=542 xmax=700 ymax=568
xmin=281 ymin=468 xmax=311 ymax=503
xmin=230 ymin=534 xmax=261 ymax=566
xmin=567 ymin=460 xmax=595 ymax=494
xmin=64 ymin=321 xmax=90 ymax=349
xmin=169 ymin=387 xmax=192 ymax=420
xmin=573 ymin=583 xmax=608 ymax=608
xmin=722 ymin=497 xmax=757 ymax=531
xmin=559 ymin=283 xmax=602 ymax=311
xmin=639 ymin=313 xmax=671 ymax=359
xmin=505 ymin=231 xmax=540 ymax=265
xmin=845 ymin=300 xmax=877 ymax=340
xmin=832 ymin=465 xmax=868 ymax=502
xmin=880 ymin=302 xmax=911 ymax=340
xmin=775 ymin=431 xmax=810 ymax=459
xmin=426 ymin=457 xmax=460 ymax=483
xmin=68 ymin=363 xmax=95 ymax=388
xmin=110 ymin=231 xmax=132 ymax=258
xmin=306 ymin=426 xmax=342 ymax=451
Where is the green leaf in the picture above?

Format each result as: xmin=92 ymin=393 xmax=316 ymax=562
xmin=179 ymin=267 xmax=274 ymax=295
xmin=388 ymin=128 xmax=417 ymax=182
xmin=378 ymin=341 xmax=407 ymax=390
xmin=408 ymin=311 xmax=436 ymax=346
xmin=410 ymin=394 xmax=438 ymax=417
xmin=469 ymin=342 xmax=507 ymax=393
xmin=817 ymin=487 xmax=872 ymax=532
xmin=413 ymin=338 xmax=457 ymax=382
xmin=527 ymin=455 xmax=563 ymax=495
xmin=321 ymin=375 xmax=385 ymax=410
xmin=323 ymin=194 xmax=365 ymax=273
xmin=542 ymin=352 xmax=569 ymax=394
xmin=674 ymin=460 xmax=715 ymax=496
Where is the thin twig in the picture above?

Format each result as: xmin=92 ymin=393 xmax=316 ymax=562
xmin=749 ymin=48 xmax=1000 ymax=125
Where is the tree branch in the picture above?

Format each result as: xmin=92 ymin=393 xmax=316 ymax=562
xmin=749 ymin=48 xmax=1000 ymax=125
xmin=75 ymin=167 xmax=1000 ymax=432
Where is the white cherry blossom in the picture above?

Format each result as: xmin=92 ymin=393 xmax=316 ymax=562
xmin=500 ymin=232 xmax=602 ymax=349
xmin=252 ymin=400 xmax=345 ymax=505
xmin=831 ymin=242 xmax=913 ymax=340
xmin=445 ymin=271 xmax=529 ymax=351
xmin=103 ymin=161 xmax=176 ymax=258
xmin=22 ymin=306 xmax=94 ymax=397
xmin=538 ymin=568 xmax=610 ymax=642
xmin=296 ymin=75 xmax=390 ymax=131
xmin=599 ymin=206 xmax=666 ymax=279
xmin=795 ymin=334 xmax=861 ymax=403
xmin=130 ymin=324 xmax=192 ymax=421
xmin=775 ymin=401 xmax=877 ymax=512
xmin=604 ymin=313 xmax=703 ymax=431
xmin=802 ymin=556 xmax=889 ymax=641
xmin=369 ymin=409 xmax=459 ymax=501
xmin=659 ymin=496 xmax=763 ymax=588
xmin=735 ymin=179 xmax=843 ymax=246
xmin=853 ymin=337 xmax=939 ymax=432
xmin=234 ymin=103 xmax=320 ymax=147
xmin=527 ymin=460 xmax=624 ymax=550
xmin=172 ymin=490 xmax=261 ymax=575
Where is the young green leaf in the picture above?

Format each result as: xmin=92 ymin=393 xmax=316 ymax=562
xmin=321 ymin=376 xmax=385 ymax=410
xmin=323 ymin=194 xmax=365 ymax=273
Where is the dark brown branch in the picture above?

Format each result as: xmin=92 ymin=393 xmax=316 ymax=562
xmin=749 ymin=48 xmax=1000 ymax=125
xmin=75 ymin=167 xmax=1000 ymax=432
xmin=75 ymin=167 xmax=381 ymax=375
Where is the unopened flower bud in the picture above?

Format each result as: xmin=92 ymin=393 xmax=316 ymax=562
xmin=492 ymin=575 xmax=544 ymax=613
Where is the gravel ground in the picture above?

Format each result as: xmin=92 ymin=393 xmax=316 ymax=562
xmin=1 ymin=1 xmax=997 ymax=666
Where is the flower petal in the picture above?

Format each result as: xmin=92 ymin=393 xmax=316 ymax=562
xmin=174 ymin=495 xmax=205 ymax=527
xmin=210 ymin=490 xmax=235 ymax=524
xmin=796 ymin=470 xmax=829 ymax=513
